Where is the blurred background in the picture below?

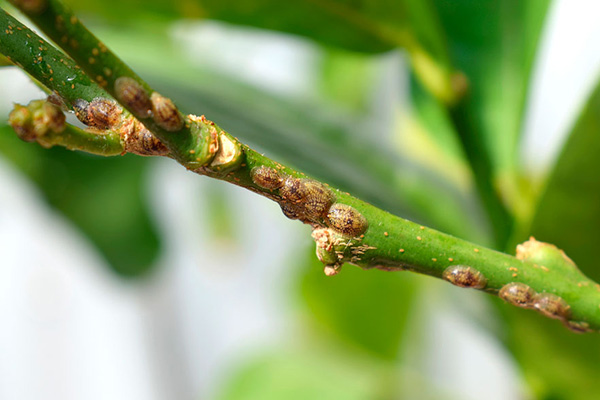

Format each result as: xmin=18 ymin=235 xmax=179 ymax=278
xmin=1 ymin=0 xmax=600 ymax=399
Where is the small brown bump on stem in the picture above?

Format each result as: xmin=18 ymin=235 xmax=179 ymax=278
xmin=302 ymin=181 xmax=335 ymax=220
xmin=279 ymin=177 xmax=307 ymax=204
xmin=150 ymin=92 xmax=183 ymax=131
xmin=251 ymin=166 xmax=284 ymax=190
xmin=121 ymin=121 xmax=169 ymax=156
xmin=565 ymin=320 xmax=593 ymax=334
xmin=499 ymin=283 xmax=537 ymax=308
xmin=72 ymin=99 xmax=91 ymax=125
xmin=114 ymin=77 xmax=151 ymax=118
xmin=534 ymin=293 xmax=571 ymax=321
xmin=86 ymin=99 xmax=121 ymax=130
xmin=442 ymin=265 xmax=487 ymax=289
xmin=326 ymin=203 xmax=368 ymax=237
xmin=280 ymin=178 xmax=335 ymax=221
xmin=280 ymin=203 xmax=302 ymax=220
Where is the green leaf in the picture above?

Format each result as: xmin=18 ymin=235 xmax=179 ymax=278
xmin=500 ymin=302 xmax=600 ymax=400
xmin=528 ymin=77 xmax=600 ymax=282
xmin=217 ymin=347 xmax=389 ymax=400
xmin=0 ymin=124 xmax=160 ymax=277
xmin=501 ymin=75 xmax=600 ymax=396
xmin=436 ymin=0 xmax=550 ymax=176
xmin=427 ymin=0 xmax=551 ymax=245
xmin=299 ymin=246 xmax=421 ymax=360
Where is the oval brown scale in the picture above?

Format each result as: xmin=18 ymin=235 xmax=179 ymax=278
xmin=499 ymin=282 xmax=536 ymax=308
xmin=302 ymin=180 xmax=335 ymax=220
xmin=279 ymin=177 xmax=308 ymax=204
xmin=565 ymin=320 xmax=592 ymax=334
xmin=114 ymin=77 xmax=152 ymax=118
xmin=150 ymin=92 xmax=183 ymax=131
xmin=326 ymin=203 xmax=368 ymax=237
xmin=280 ymin=203 xmax=302 ymax=220
xmin=86 ymin=99 xmax=120 ymax=130
xmin=442 ymin=265 xmax=487 ymax=289
xmin=72 ymin=99 xmax=91 ymax=126
xmin=534 ymin=293 xmax=571 ymax=321
xmin=251 ymin=166 xmax=283 ymax=190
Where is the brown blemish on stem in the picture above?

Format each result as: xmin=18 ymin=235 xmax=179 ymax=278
xmin=326 ymin=203 xmax=368 ymax=237
xmin=534 ymin=293 xmax=571 ymax=321
xmin=442 ymin=265 xmax=487 ymax=289
xmin=251 ymin=166 xmax=284 ymax=190
xmin=150 ymin=92 xmax=183 ymax=131
xmin=499 ymin=283 xmax=536 ymax=309
xmin=114 ymin=77 xmax=151 ymax=118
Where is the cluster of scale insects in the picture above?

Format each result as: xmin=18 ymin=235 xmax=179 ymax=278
xmin=251 ymin=165 xmax=369 ymax=275
xmin=442 ymin=265 xmax=592 ymax=333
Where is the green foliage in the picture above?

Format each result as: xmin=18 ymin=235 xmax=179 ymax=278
xmin=0 ymin=125 xmax=160 ymax=276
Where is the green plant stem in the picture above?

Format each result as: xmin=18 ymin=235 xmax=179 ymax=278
xmin=7 ymin=0 xmax=213 ymax=166
xmin=2 ymin=6 xmax=600 ymax=332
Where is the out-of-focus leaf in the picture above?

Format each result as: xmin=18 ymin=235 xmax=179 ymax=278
xmin=500 ymin=301 xmax=600 ymax=400
xmin=529 ymin=77 xmax=600 ymax=282
xmin=430 ymin=0 xmax=551 ymax=223
xmin=69 ymin=0 xmax=447 ymax=57
xmin=413 ymin=0 xmax=551 ymax=248
xmin=500 ymin=75 xmax=600 ymax=397
xmin=92 ymin=23 xmax=487 ymax=241
xmin=299 ymin=247 xmax=421 ymax=360
xmin=0 ymin=124 xmax=160 ymax=277
xmin=218 ymin=347 xmax=389 ymax=400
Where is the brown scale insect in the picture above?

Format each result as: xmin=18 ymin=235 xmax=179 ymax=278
xmin=442 ymin=265 xmax=487 ymax=289
xmin=251 ymin=166 xmax=284 ymax=190
xmin=279 ymin=178 xmax=335 ymax=221
xmin=299 ymin=180 xmax=335 ymax=220
xmin=122 ymin=124 xmax=169 ymax=156
xmin=279 ymin=177 xmax=308 ymax=204
xmin=114 ymin=77 xmax=152 ymax=118
xmin=72 ymin=98 xmax=120 ymax=130
xmin=498 ymin=282 xmax=537 ymax=308
xmin=565 ymin=320 xmax=592 ymax=334
xmin=280 ymin=202 xmax=302 ymax=221
xmin=534 ymin=293 xmax=571 ymax=321
xmin=326 ymin=203 xmax=368 ymax=237
xmin=150 ymin=92 xmax=183 ymax=131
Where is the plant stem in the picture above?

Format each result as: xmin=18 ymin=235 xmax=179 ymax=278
xmin=2 ymin=5 xmax=599 ymax=333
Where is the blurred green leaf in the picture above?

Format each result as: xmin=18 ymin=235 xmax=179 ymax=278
xmin=500 ymin=302 xmax=600 ymax=400
xmin=299 ymin=247 xmax=421 ymax=360
xmin=431 ymin=0 xmax=551 ymax=223
xmin=500 ymin=73 xmax=600 ymax=398
xmin=0 ymin=124 xmax=160 ymax=277
xmin=528 ymin=77 xmax=600 ymax=282
xmin=218 ymin=347 xmax=390 ymax=400
xmin=69 ymin=0 xmax=447 ymax=57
